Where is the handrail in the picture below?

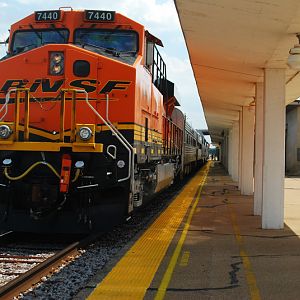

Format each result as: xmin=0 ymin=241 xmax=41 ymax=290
xmin=1 ymin=88 xmax=30 ymax=141
xmin=0 ymin=88 xmax=16 ymax=121
xmin=73 ymin=89 xmax=134 ymax=185
xmin=104 ymin=92 xmax=135 ymax=191
xmin=57 ymin=89 xmax=77 ymax=142
xmin=152 ymin=44 xmax=167 ymax=97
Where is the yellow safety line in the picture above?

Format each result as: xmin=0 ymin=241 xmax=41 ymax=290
xmin=228 ymin=206 xmax=261 ymax=300
xmin=87 ymin=163 xmax=210 ymax=300
xmin=154 ymin=163 xmax=209 ymax=300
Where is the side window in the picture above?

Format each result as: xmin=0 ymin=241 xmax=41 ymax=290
xmin=145 ymin=39 xmax=154 ymax=69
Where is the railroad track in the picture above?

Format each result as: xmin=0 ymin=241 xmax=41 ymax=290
xmin=0 ymin=170 xmax=200 ymax=299
xmin=0 ymin=232 xmax=100 ymax=300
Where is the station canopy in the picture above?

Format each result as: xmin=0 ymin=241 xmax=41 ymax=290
xmin=175 ymin=0 xmax=300 ymax=143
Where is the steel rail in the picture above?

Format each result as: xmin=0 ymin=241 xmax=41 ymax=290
xmin=0 ymin=233 xmax=100 ymax=300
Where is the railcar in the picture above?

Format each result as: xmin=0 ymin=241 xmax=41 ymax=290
xmin=0 ymin=8 xmax=208 ymax=233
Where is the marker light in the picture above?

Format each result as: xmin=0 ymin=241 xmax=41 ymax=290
xmin=0 ymin=125 xmax=12 ymax=139
xmin=49 ymin=52 xmax=64 ymax=75
xmin=78 ymin=127 xmax=92 ymax=141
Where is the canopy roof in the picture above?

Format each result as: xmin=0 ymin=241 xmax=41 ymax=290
xmin=175 ymin=0 xmax=300 ymax=142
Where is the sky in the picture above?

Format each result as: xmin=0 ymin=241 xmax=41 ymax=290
xmin=0 ymin=0 xmax=208 ymax=132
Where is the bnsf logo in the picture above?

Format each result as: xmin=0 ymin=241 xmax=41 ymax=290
xmin=0 ymin=79 xmax=131 ymax=94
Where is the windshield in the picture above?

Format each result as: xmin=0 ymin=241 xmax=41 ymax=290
xmin=74 ymin=29 xmax=138 ymax=53
xmin=11 ymin=29 xmax=69 ymax=55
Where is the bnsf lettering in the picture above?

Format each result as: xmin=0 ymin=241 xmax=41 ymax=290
xmin=100 ymin=81 xmax=131 ymax=94
xmin=0 ymin=79 xmax=65 ymax=93
xmin=30 ymin=79 xmax=42 ymax=92
xmin=1 ymin=80 xmax=26 ymax=92
xmin=70 ymin=79 xmax=98 ymax=93
xmin=1 ymin=79 xmax=131 ymax=94
xmin=42 ymin=79 xmax=64 ymax=92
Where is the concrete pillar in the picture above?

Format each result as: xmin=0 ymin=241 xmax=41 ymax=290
xmin=223 ymin=134 xmax=226 ymax=168
xmin=226 ymin=132 xmax=229 ymax=170
xmin=286 ymin=106 xmax=300 ymax=175
xmin=240 ymin=106 xmax=255 ymax=195
xmin=231 ymin=121 xmax=239 ymax=182
xmin=222 ymin=130 xmax=229 ymax=170
xmin=220 ymin=138 xmax=224 ymax=164
xmin=238 ymin=111 xmax=243 ymax=189
xmin=254 ymin=82 xmax=264 ymax=216
xmin=262 ymin=68 xmax=285 ymax=229
xmin=228 ymin=129 xmax=233 ymax=176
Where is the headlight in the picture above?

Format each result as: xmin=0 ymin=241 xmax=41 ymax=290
xmin=78 ymin=127 xmax=92 ymax=141
xmin=75 ymin=161 xmax=85 ymax=169
xmin=0 ymin=125 xmax=12 ymax=139
xmin=49 ymin=52 xmax=64 ymax=76
xmin=2 ymin=158 xmax=12 ymax=167
xmin=53 ymin=65 xmax=62 ymax=74
xmin=53 ymin=53 xmax=63 ymax=63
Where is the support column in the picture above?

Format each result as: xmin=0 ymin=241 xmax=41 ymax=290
xmin=240 ymin=106 xmax=255 ymax=195
xmin=231 ymin=121 xmax=239 ymax=182
xmin=238 ymin=111 xmax=243 ymax=189
xmin=228 ymin=129 xmax=233 ymax=176
xmin=222 ymin=130 xmax=229 ymax=170
xmin=262 ymin=68 xmax=285 ymax=229
xmin=254 ymin=82 xmax=264 ymax=216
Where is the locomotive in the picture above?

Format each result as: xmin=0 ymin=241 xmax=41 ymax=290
xmin=0 ymin=8 xmax=209 ymax=233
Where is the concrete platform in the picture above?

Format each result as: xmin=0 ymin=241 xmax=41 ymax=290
xmin=84 ymin=162 xmax=300 ymax=300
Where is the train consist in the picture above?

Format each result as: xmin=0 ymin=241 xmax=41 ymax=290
xmin=0 ymin=8 xmax=209 ymax=232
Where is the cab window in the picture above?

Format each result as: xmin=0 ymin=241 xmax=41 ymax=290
xmin=74 ymin=29 xmax=138 ymax=65
xmin=74 ymin=29 xmax=138 ymax=53
xmin=11 ymin=29 xmax=69 ymax=55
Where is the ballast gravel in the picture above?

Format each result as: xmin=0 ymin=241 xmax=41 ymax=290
xmin=0 ymin=249 xmax=55 ymax=287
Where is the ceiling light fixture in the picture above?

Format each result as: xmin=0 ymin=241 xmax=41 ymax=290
xmin=287 ymin=34 xmax=300 ymax=70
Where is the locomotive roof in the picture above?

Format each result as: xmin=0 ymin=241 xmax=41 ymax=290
xmin=11 ymin=9 xmax=144 ymax=30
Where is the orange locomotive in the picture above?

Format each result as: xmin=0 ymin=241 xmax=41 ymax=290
xmin=0 ymin=8 xmax=208 ymax=232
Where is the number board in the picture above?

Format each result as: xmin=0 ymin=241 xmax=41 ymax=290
xmin=35 ymin=10 xmax=61 ymax=22
xmin=85 ymin=10 xmax=115 ymax=22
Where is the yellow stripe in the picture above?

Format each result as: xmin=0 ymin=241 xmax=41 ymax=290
xmin=154 ymin=163 xmax=209 ymax=300
xmin=228 ymin=206 xmax=261 ymax=300
xmin=15 ymin=125 xmax=60 ymax=141
xmin=97 ymin=123 xmax=162 ymax=142
xmin=87 ymin=163 xmax=210 ymax=300
xmin=10 ymin=123 xmax=163 ymax=143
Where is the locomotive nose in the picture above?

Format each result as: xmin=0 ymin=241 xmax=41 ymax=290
xmin=0 ymin=44 xmax=100 ymax=95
